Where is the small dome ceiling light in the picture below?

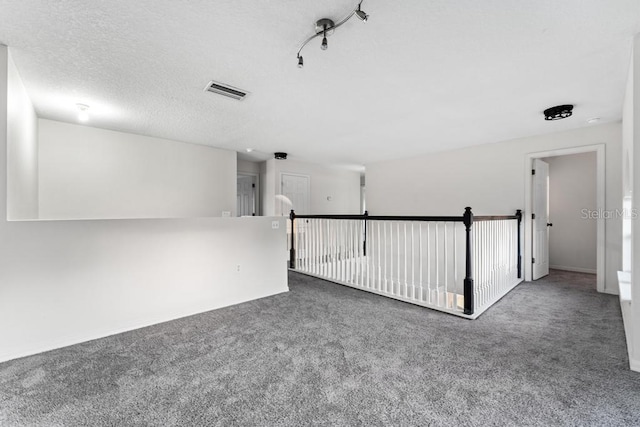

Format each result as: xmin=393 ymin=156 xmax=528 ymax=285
xmin=296 ymin=1 xmax=369 ymax=67
xmin=246 ymin=148 xmax=254 ymax=153
xmin=544 ymin=104 xmax=574 ymax=121
xmin=76 ymin=103 xmax=90 ymax=122
xmin=587 ymin=117 xmax=600 ymax=124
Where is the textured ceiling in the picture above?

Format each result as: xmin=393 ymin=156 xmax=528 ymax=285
xmin=1 ymin=0 xmax=640 ymax=169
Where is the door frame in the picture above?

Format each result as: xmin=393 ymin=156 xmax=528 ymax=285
xmin=237 ymin=172 xmax=259 ymax=216
xmin=524 ymin=144 xmax=605 ymax=292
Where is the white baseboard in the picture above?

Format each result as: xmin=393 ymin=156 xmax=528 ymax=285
xmin=550 ymin=265 xmax=597 ymax=275
xmin=631 ymin=356 xmax=640 ymax=373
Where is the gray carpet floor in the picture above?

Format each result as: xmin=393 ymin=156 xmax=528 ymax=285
xmin=0 ymin=270 xmax=638 ymax=426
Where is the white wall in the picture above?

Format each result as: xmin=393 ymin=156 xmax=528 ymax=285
xmin=6 ymin=50 xmax=38 ymax=220
xmin=366 ymin=123 xmax=622 ymax=295
xmin=0 ymin=217 xmax=289 ymax=363
xmin=263 ymin=159 xmax=361 ymax=216
xmin=623 ymin=57 xmax=633 ymax=274
xmin=0 ymin=46 xmax=288 ymax=363
xmin=623 ymin=34 xmax=640 ymax=372
xmin=544 ymin=153 xmax=597 ymax=274
xmin=262 ymin=160 xmax=276 ymax=217
xmin=38 ymin=119 xmax=236 ymax=219
xmin=237 ymin=159 xmax=260 ymax=174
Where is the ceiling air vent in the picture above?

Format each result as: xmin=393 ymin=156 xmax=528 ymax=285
xmin=204 ymin=80 xmax=248 ymax=101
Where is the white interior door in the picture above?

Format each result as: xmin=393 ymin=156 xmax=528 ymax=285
xmin=280 ymin=173 xmax=310 ymax=216
xmin=532 ymin=159 xmax=550 ymax=280
xmin=237 ymin=175 xmax=256 ymax=216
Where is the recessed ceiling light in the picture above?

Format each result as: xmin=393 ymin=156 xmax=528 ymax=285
xmin=76 ymin=103 xmax=89 ymax=122
xmin=587 ymin=117 xmax=600 ymax=124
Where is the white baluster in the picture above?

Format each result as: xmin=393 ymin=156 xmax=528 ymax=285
xmin=427 ymin=223 xmax=431 ymax=304
xmin=383 ymin=222 xmax=388 ymax=293
xmin=436 ymin=223 xmax=440 ymax=307
xmin=419 ymin=224 xmax=423 ymax=302
xmin=404 ymin=222 xmax=408 ymax=298
xmin=411 ymin=223 xmax=415 ymax=300
xmin=444 ymin=222 xmax=448 ymax=307
xmin=396 ymin=222 xmax=401 ymax=296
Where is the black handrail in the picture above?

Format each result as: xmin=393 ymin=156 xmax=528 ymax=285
xmin=293 ymin=214 xmax=463 ymax=222
xmin=475 ymin=215 xmax=520 ymax=221
xmin=288 ymin=207 xmax=522 ymax=316
xmin=293 ymin=213 xmax=518 ymax=222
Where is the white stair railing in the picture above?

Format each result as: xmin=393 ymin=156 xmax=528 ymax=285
xmin=289 ymin=208 xmax=522 ymax=318
xmin=473 ymin=217 xmax=521 ymax=314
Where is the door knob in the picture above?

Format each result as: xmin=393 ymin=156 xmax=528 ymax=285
xmin=547 ymin=223 xmax=553 ymax=227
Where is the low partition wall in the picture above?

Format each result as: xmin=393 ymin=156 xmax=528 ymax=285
xmin=288 ymin=208 xmax=522 ymax=319
xmin=0 ymin=217 xmax=288 ymax=363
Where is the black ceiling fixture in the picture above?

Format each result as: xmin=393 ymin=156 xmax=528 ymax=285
xmin=296 ymin=1 xmax=369 ymax=68
xmin=274 ymin=152 xmax=288 ymax=160
xmin=544 ymin=104 xmax=574 ymax=121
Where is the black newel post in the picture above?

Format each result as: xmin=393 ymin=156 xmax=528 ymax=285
xmin=515 ymin=209 xmax=522 ymax=279
xmin=289 ymin=210 xmax=296 ymax=269
xmin=463 ymin=207 xmax=474 ymax=316
xmin=363 ymin=210 xmax=369 ymax=257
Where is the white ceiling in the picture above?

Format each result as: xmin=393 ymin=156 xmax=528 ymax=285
xmin=1 ymin=0 xmax=640 ymax=169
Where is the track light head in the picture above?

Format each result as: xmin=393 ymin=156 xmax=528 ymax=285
xmin=355 ymin=7 xmax=368 ymax=22
xmin=298 ymin=55 xmax=304 ymax=68
xmin=321 ymin=36 xmax=328 ymax=50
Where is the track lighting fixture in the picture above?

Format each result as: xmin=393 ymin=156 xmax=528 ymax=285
xmin=296 ymin=1 xmax=369 ymax=67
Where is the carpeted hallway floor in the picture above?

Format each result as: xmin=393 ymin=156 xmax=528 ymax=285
xmin=0 ymin=270 xmax=638 ymax=426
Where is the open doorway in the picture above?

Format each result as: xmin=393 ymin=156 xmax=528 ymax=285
xmin=237 ymin=173 xmax=258 ymax=216
xmin=544 ymin=153 xmax=598 ymax=275
xmin=524 ymin=144 xmax=605 ymax=292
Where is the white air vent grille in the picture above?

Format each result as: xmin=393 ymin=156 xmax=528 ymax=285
xmin=204 ymin=80 xmax=248 ymax=100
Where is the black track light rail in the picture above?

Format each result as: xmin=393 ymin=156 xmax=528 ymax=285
xmin=296 ymin=0 xmax=368 ymax=67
